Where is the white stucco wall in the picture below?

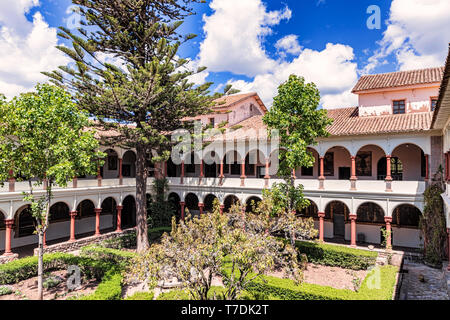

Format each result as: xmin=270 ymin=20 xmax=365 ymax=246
xmin=358 ymin=85 xmax=439 ymax=116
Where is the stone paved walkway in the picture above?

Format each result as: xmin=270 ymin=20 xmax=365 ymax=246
xmin=399 ymin=260 xmax=449 ymax=300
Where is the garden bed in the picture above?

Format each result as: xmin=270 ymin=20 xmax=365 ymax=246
xmin=0 ymin=270 xmax=99 ymax=300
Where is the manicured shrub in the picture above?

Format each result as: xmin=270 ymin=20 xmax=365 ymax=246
xmin=295 ymin=241 xmax=377 ymax=270
xmin=79 ymin=269 xmax=123 ymax=300
xmin=244 ymin=265 xmax=398 ymax=300
xmin=101 ymin=227 xmax=171 ymax=249
xmin=80 ymin=245 xmax=136 ymax=269
xmin=0 ymin=286 xmax=13 ymax=296
xmin=125 ymin=291 xmax=155 ymax=300
xmin=157 ymin=289 xmax=191 ymax=300
xmin=0 ymin=253 xmax=79 ymax=285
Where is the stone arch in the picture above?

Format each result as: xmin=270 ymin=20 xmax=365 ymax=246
xmin=245 ymin=196 xmax=262 ymax=213
xmin=298 ymin=148 xmax=320 ymax=178
xmin=103 ymin=148 xmax=119 ymax=179
xmin=168 ymin=193 xmax=181 ymax=220
xmin=297 ymin=199 xmax=319 ymax=218
xmin=244 ymin=149 xmax=266 ymax=177
xmin=354 ymin=145 xmax=386 ymax=179
xmin=49 ymin=202 xmax=71 ymax=223
xmin=14 ymin=205 xmax=35 ymax=238
xmin=203 ymin=150 xmax=221 ymax=178
xmin=122 ymin=150 xmax=137 ymax=178
xmin=356 ymin=202 xmax=385 ymax=224
xmin=323 ymin=146 xmax=352 ymax=180
xmin=223 ymin=151 xmax=242 ymax=176
xmin=204 ymin=194 xmax=218 ymax=213
xmin=391 ymin=143 xmax=426 ymax=181
xmin=391 ymin=204 xmax=422 ymax=228
xmin=185 ymin=193 xmax=199 ymax=214
xmin=77 ymin=199 xmax=96 ymax=219
xmin=223 ymin=195 xmax=241 ymax=213
xmin=325 ymin=200 xmax=350 ymax=239
xmin=122 ymin=195 xmax=136 ymax=229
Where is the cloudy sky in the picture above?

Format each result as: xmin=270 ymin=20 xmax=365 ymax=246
xmin=0 ymin=0 xmax=449 ymax=109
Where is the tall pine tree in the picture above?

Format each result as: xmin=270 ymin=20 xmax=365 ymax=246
xmin=44 ymin=0 xmax=213 ymax=252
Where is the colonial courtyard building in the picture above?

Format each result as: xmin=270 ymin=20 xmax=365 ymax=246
xmin=1 ymin=46 xmax=450 ymax=267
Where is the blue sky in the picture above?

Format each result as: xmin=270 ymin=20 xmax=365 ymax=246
xmin=1 ymin=0 xmax=449 ymax=108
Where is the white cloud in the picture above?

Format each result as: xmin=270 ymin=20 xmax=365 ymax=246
xmin=198 ymin=0 xmax=291 ymax=77
xmin=198 ymin=0 xmax=358 ymax=109
xmin=0 ymin=0 xmax=69 ymax=98
xmin=364 ymin=0 xmax=450 ymax=72
xmin=275 ymin=35 xmax=303 ymax=56
xmin=228 ymin=43 xmax=358 ymax=109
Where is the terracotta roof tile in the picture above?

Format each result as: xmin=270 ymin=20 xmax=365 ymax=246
xmin=211 ymin=108 xmax=433 ymax=140
xmin=352 ymin=67 xmax=444 ymax=93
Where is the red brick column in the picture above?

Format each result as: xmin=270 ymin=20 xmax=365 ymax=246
xmin=69 ymin=211 xmax=77 ymax=242
xmin=73 ymin=176 xmax=78 ymax=189
xmin=318 ymin=212 xmax=325 ymax=242
xmin=384 ymin=216 xmax=392 ymax=249
xmin=240 ymin=159 xmax=246 ymax=187
xmin=198 ymin=203 xmax=204 ymax=215
xmin=385 ymin=155 xmax=392 ymax=192
xmin=4 ymin=219 xmax=14 ymax=255
xmin=349 ymin=214 xmax=357 ymax=247
xmin=319 ymin=157 xmax=325 ymax=190
xmin=94 ymin=208 xmax=102 ymax=236
xmin=292 ymin=169 xmax=296 ymax=180
xmin=219 ymin=161 xmax=224 ymax=184
xmin=350 ymin=156 xmax=357 ymax=190
xmin=180 ymin=202 xmax=185 ymax=221
xmin=116 ymin=205 xmax=123 ymax=232
xmin=118 ymin=158 xmax=123 ymax=185
xmin=180 ymin=161 xmax=185 ymax=184
xmin=199 ymin=160 xmax=204 ymax=183
xmin=220 ymin=204 xmax=225 ymax=215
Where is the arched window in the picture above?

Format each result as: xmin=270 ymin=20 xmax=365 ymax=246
xmin=16 ymin=206 xmax=36 ymax=238
xmin=49 ymin=202 xmax=70 ymax=223
xmin=204 ymin=194 xmax=218 ymax=213
xmin=297 ymin=201 xmax=318 ymax=218
xmin=245 ymin=197 xmax=262 ymax=213
xmin=77 ymin=200 xmax=96 ymax=218
xmin=356 ymin=203 xmax=384 ymax=224
xmin=392 ymin=205 xmax=422 ymax=228
xmin=224 ymin=195 xmax=240 ymax=213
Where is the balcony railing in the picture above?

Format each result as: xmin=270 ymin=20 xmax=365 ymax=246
xmin=0 ymin=176 xmax=426 ymax=196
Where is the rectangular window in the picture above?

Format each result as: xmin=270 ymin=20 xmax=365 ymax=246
xmin=393 ymin=100 xmax=406 ymax=114
xmin=324 ymin=152 xmax=334 ymax=176
xmin=431 ymin=97 xmax=438 ymax=111
xmin=356 ymin=151 xmax=372 ymax=176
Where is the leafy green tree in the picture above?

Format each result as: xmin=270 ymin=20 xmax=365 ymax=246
xmin=126 ymin=201 xmax=301 ymax=300
xmin=44 ymin=0 xmax=214 ymax=252
xmin=147 ymin=178 xmax=177 ymax=228
xmin=261 ymin=75 xmax=332 ymax=241
xmin=0 ymin=84 xmax=103 ymax=300
xmin=263 ymin=74 xmax=333 ymax=179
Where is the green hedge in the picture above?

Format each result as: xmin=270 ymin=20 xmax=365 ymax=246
xmin=80 ymin=245 xmax=136 ymax=269
xmin=295 ymin=241 xmax=378 ymax=270
xmin=245 ymin=265 xmax=398 ymax=300
xmin=0 ymin=253 xmax=85 ymax=285
xmin=125 ymin=291 xmax=155 ymax=300
xmin=79 ymin=269 xmax=123 ymax=300
xmin=101 ymin=227 xmax=171 ymax=249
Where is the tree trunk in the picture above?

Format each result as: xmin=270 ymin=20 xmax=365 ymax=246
xmin=135 ymin=143 xmax=149 ymax=252
xmin=37 ymin=230 xmax=44 ymax=300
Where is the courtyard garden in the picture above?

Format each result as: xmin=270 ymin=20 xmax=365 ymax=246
xmin=0 ymin=227 xmax=398 ymax=301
